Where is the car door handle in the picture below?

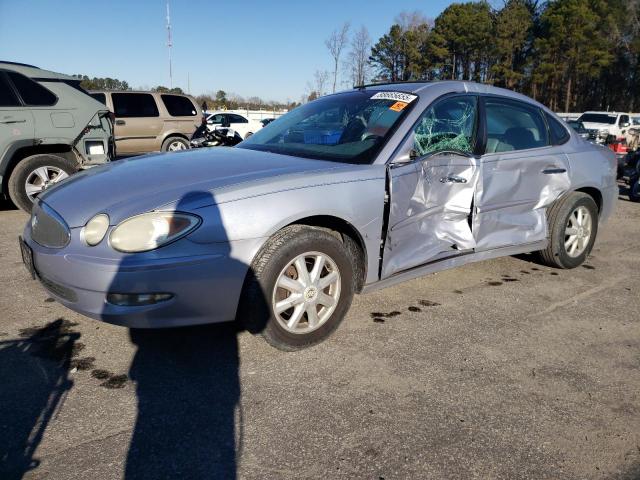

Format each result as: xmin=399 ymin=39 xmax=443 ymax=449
xmin=440 ymin=175 xmax=467 ymax=184
xmin=115 ymin=120 xmax=126 ymax=125
xmin=0 ymin=119 xmax=26 ymax=124
xmin=542 ymin=167 xmax=567 ymax=174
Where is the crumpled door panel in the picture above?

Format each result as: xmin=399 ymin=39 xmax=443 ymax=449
xmin=473 ymin=151 xmax=570 ymax=251
xmin=382 ymin=155 xmax=479 ymax=278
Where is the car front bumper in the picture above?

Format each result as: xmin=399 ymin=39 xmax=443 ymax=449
xmin=22 ymin=225 xmax=255 ymax=328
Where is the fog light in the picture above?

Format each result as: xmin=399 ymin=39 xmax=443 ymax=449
xmin=106 ymin=292 xmax=173 ymax=306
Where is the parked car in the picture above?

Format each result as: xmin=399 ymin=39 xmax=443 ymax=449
xmin=205 ymin=112 xmax=262 ymax=139
xmin=577 ymin=111 xmax=632 ymax=144
xmin=90 ymin=90 xmax=201 ymax=154
xmin=0 ymin=61 xmax=113 ymax=212
xmin=20 ymin=81 xmax=617 ymax=350
xmin=566 ymin=120 xmax=590 ymax=140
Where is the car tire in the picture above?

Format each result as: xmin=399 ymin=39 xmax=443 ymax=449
xmin=238 ymin=225 xmax=355 ymax=351
xmin=629 ymin=176 xmax=640 ymax=202
xmin=538 ymin=192 xmax=599 ymax=269
xmin=161 ymin=136 xmax=189 ymax=152
xmin=8 ymin=154 xmax=77 ymax=213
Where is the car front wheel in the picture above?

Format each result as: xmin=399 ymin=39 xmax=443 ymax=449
xmin=8 ymin=154 xmax=77 ymax=212
xmin=539 ymin=192 xmax=599 ymax=269
xmin=238 ymin=225 xmax=355 ymax=351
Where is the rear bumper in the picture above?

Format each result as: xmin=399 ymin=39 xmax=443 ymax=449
xmin=23 ymin=226 xmax=251 ymax=328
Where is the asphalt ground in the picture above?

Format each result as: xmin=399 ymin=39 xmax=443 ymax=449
xmin=0 ymin=187 xmax=638 ymax=480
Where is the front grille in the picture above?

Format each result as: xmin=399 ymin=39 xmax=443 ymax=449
xmin=40 ymin=274 xmax=78 ymax=302
xmin=31 ymin=201 xmax=70 ymax=249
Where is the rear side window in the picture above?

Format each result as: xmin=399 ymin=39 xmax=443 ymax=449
xmin=161 ymin=94 xmax=197 ymax=116
xmin=90 ymin=93 xmax=106 ymax=104
xmin=112 ymin=93 xmax=159 ymax=117
xmin=0 ymin=74 xmax=20 ymax=106
xmin=228 ymin=114 xmax=248 ymax=123
xmin=7 ymin=72 xmax=57 ymax=106
xmin=484 ymin=98 xmax=549 ymax=153
xmin=546 ymin=113 xmax=570 ymax=145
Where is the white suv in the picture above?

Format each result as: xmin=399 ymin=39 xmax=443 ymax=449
xmin=577 ymin=111 xmax=632 ymax=143
xmin=205 ymin=112 xmax=263 ymax=139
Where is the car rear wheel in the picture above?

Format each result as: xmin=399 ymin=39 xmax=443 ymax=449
xmin=629 ymin=175 xmax=640 ymax=202
xmin=162 ymin=136 xmax=189 ymax=152
xmin=538 ymin=192 xmax=598 ymax=269
xmin=238 ymin=225 xmax=355 ymax=351
xmin=8 ymin=154 xmax=77 ymax=212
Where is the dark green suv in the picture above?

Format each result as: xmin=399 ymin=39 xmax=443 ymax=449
xmin=0 ymin=61 xmax=113 ymax=212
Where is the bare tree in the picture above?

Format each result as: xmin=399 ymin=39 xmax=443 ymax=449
xmin=395 ymin=10 xmax=429 ymax=32
xmin=325 ymin=22 xmax=350 ymax=93
xmin=345 ymin=25 xmax=372 ymax=87
xmin=306 ymin=69 xmax=330 ymax=98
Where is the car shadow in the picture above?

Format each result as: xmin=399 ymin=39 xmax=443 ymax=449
xmin=125 ymin=323 xmax=242 ymax=479
xmin=0 ymin=318 xmax=78 ymax=480
xmin=108 ymin=190 xmax=268 ymax=479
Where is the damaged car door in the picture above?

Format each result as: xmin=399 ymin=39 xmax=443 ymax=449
xmin=472 ymin=96 xmax=571 ymax=250
xmin=382 ymin=95 xmax=480 ymax=278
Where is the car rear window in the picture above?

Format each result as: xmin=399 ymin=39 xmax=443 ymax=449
xmin=7 ymin=72 xmax=57 ymax=106
xmin=112 ymin=93 xmax=159 ymax=117
xmin=90 ymin=93 xmax=106 ymax=104
xmin=160 ymin=94 xmax=197 ymax=117
xmin=0 ymin=74 xmax=20 ymax=106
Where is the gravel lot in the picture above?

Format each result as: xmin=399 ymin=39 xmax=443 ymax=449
xmin=0 ymin=189 xmax=639 ymax=480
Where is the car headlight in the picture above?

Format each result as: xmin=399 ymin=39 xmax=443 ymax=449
xmin=110 ymin=212 xmax=201 ymax=253
xmin=82 ymin=214 xmax=110 ymax=246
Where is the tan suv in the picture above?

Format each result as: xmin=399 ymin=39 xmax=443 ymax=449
xmin=90 ymin=91 xmax=201 ymax=154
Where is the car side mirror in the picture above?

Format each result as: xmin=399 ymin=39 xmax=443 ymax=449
xmin=222 ymin=119 xmax=231 ymax=128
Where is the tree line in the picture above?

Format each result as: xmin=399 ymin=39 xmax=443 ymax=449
xmin=362 ymin=0 xmax=640 ymax=113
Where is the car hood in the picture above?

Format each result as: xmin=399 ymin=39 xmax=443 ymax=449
xmin=39 ymin=147 xmax=360 ymax=227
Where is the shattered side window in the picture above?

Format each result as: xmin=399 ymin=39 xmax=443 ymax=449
xmin=413 ymin=96 xmax=477 ymax=156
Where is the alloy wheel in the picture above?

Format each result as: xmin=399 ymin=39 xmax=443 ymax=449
xmin=272 ymin=251 xmax=341 ymax=334
xmin=168 ymin=141 xmax=187 ymax=151
xmin=564 ymin=206 xmax=592 ymax=257
xmin=24 ymin=166 xmax=69 ymax=202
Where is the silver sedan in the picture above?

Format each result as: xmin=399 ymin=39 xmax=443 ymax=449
xmin=21 ymin=81 xmax=617 ymax=350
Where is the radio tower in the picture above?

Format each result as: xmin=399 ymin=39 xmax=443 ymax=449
xmin=166 ymin=0 xmax=173 ymax=89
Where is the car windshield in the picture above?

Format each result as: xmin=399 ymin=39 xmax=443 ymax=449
xmin=578 ymin=113 xmax=617 ymax=124
xmin=567 ymin=120 xmax=585 ymax=131
xmin=237 ymin=90 xmax=416 ymax=164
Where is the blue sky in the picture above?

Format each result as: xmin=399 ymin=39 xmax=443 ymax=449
xmin=1 ymin=0 xmax=490 ymax=102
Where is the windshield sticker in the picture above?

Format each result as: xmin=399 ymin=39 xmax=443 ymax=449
xmin=371 ymin=92 xmax=417 ymax=103
xmin=389 ymin=101 xmax=408 ymax=112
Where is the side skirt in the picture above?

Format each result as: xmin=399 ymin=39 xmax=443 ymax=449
xmin=361 ymin=240 xmax=547 ymax=294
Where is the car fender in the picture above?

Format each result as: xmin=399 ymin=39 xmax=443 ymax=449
xmin=187 ymin=178 xmax=386 ymax=284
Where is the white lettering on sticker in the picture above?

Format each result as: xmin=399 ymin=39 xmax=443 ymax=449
xmin=371 ymin=91 xmax=418 ymax=103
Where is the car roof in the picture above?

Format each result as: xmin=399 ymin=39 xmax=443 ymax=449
xmin=91 ymin=90 xmax=196 ymax=99
xmin=355 ymin=80 xmax=542 ymax=102
xmin=0 ymin=61 xmax=75 ymax=81
xmin=581 ymin=111 xmax=626 ymax=115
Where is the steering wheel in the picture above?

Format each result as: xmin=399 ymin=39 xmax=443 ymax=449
xmin=361 ymin=132 xmax=382 ymax=142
